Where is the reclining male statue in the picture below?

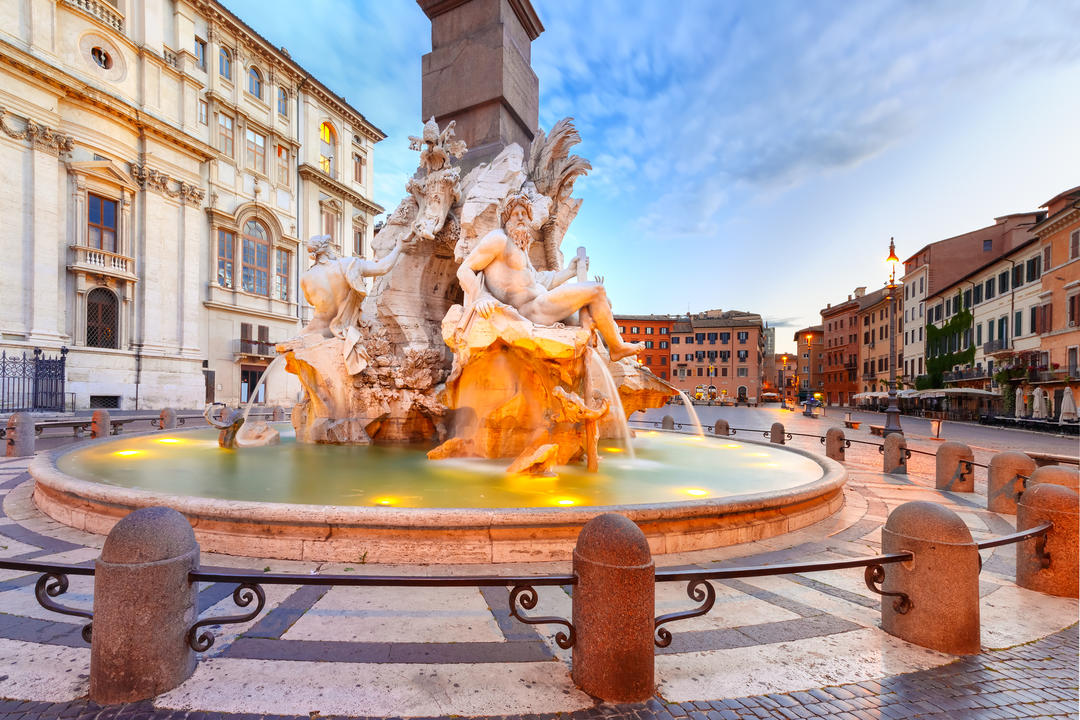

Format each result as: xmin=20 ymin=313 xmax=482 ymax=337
xmin=456 ymin=193 xmax=644 ymax=361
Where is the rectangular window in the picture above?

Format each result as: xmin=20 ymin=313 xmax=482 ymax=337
xmin=631 ymin=326 xmax=640 ymax=334
xmin=275 ymin=250 xmax=289 ymax=300
xmin=737 ymin=367 xmax=748 ymax=377
xmin=198 ymin=100 xmax=208 ymax=125
xmin=976 ymin=323 xmax=982 ymax=346
xmin=352 ymin=153 xmax=365 ymax=184
xmin=1072 ymin=231 xmax=1080 ymax=260
xmin=1030 ymin=306 xmax=1039 ymax=335
xmin=659 ymin=327 xmax=668 ymax=334
xmin=659 ymin=341 xmax=668 ymax=349
xmin=644 ymin=340 xmax=654 ymax=349
xmin=1026 ymin=256 xmax=1041 ymax=282
xmin=672 ymin=337 xmax=679 ymax=344
xmin=737 ymin=331 xmax=748 ymax=343
xmin=1014 ymin=310 xmax=1022 ymax=337
xmin=646 ymin=327 xmax=654 ymax=335
xmin=216 ymin=229 xmax=234 ymax=287
xmin=983 ymin=238 xmax=992 ymax=252
xmin=277 ymin=88 xmax=289 ymax=117
xmin=720 ymin=332 xmax=730 ymax=344
xmin=1043 ymin=245 xmax=1052 ymax=271
xmin=695 ymin=333 xmax=705 ymax=343
xmin=276 ymin=145 xmax=289 ymax=185
xmin=1012 ymin=264 xmax=1024 ymax=288
xmin=671 ymin=354 xmax=679 ymax=362
xmin=321 ymin=210 xmax=337 ymax=246
xmin=685 ymin=336 xmax=694 ymax=345
xmin=1069 ymin=294 xmax=1080 ymax=326
xmin=973 ymin=285 xmax=982 ymax=304
xmin=963 ymin=289 xmax=971 ymax=309
xmin=194 ymin=38 xmax=206 ymax=70
xmin=998 ymin=270 xmax=1009 ymax=293
xmin=246 ymin=129 xmax=266 ymax=173
xmin=354 ymin=225 xmax=366 ymax=257
xmin=737 ymin=350 xmax=748 ymax=362
xmin=87 ymin=193 xmax=118 ymax=253
xmin=696 ymin=367 xmax=703 ymax=377
xmin=217 ymin=114 xmax=233 ymax=157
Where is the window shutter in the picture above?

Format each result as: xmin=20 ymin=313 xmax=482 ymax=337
xmin=240 ymin=323 xmax=251 ymax=340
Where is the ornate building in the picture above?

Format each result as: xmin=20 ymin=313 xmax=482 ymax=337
xmin=0 ymin=0 xmax=384 ymax=409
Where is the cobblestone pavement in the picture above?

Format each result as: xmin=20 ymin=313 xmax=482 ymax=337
xmin=1 ymin=412 xmax=1078 ymax=719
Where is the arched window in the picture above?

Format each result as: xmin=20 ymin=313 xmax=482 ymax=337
xmin=319 ymin=122 xmax=336 ymax=175
xmin=248 ymin=67 xmax=262 ymax=98
xmin=219 ymin=47 xmax=231 ymax=79
xmin=86 ymin=288 xmax=118 ymax=348
xmin=277 ymin=87 xmax=288 ymax=117
xmin=241 ymin=220 xmax=270 ymax=296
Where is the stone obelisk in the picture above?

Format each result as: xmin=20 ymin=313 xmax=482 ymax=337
xmin=418 ymin=0 xmax=544 ymax=169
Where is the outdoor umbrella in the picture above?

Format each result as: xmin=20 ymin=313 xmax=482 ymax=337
xmin=1032 ymin=387 xmax=1047 ymax=420
xmin=1061 ymin=387 xmax=1078 ymax=423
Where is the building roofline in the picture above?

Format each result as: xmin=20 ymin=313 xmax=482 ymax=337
xmin=923 ymin=236 xmax=1040 ymax=300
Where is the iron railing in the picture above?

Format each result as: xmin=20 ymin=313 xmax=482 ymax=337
xmin=0 ymin=522 xmax=1054 ymax=652
xmin=0 ymin=347 xmax=68 ymax=412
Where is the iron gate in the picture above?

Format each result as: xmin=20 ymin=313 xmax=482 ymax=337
xmin=0 ymin=347 xmax=68 ymax=412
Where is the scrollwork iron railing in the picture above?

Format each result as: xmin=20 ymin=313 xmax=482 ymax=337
xmin=0 ymin=559 xmax=94 ymax=641
xmin=186 ymin=569 xmax=577 ymax=652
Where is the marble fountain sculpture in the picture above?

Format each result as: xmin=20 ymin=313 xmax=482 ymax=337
xmin=274 ymin=117 xmax=659 ymax=473
xmin=29 ymin=119 xmax=847 ymax=563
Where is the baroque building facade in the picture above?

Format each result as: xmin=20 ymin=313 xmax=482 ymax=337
xmin=0 ymin=0 xmax=384 ymax=409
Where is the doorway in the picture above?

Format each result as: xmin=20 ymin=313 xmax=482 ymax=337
xmin=240 ymin=365 xmax=266 ymax=403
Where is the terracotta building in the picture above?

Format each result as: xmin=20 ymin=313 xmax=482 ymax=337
xmin=901 ymin=213 xmax=1042 ymax=386
xmin=775 ymin=352 xmax=797 ymax=404
xmin=614 ymin=315 xmax=673 ymax=380
xmin=1029 ymin=185 xmax=1080 ymax=412
xmin=793 ymin=325 xmax=824 ymax=401
xmin=820 ymin=291 xmax=861 ymax=406
xmin=856 ymin=287 xmax=903 ymax=395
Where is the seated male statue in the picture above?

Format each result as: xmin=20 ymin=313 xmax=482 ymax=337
xmin=457 ymin=193 xmax=643 ymax=361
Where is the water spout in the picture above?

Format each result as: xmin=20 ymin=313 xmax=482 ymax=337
xmin=589 ymin=349 xmax=636 ymax=461
xmin=237 ymin=355 xmax=287 ymax=444
xmin=675 ymin=390 xmax=704 ymax=437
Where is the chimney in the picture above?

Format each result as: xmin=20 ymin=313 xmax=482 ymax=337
xmin=853 ymin=286 xmax=866 ymax=298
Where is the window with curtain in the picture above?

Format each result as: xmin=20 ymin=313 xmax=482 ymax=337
xmin=241 ymin=220 xmax=270 ymax=296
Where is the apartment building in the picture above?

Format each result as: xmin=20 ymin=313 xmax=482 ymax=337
xmin=793 ymin=325 xmax=824 ymax=401
xmin=614 ymin=315 xmax=673 ymax=380
xmin=820 ymin=291 xmax=860 ymax=406
xmin=856 ymin=287 xmax=903 ymax=394
xmin=668 ymin=310 xmax=765 ymax=401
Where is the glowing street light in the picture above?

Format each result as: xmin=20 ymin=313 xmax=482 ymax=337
xmin=883 ymin=237 xmax=903 ymax=437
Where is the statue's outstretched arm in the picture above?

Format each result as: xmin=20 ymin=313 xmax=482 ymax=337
xmin=457 ymin=232 xmax=503 ymax=308
xmin=363 ymin=239 xmax=404 ymax=277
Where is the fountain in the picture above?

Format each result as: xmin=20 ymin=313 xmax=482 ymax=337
xmin=29 ymin=117 xmax=846 ymax=563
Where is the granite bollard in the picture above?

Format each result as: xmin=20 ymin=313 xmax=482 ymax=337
xmin=661 ymin=415 xmax=674 ymax=430
xmin=5 ymin=411 xmax=34 ymax=457
xmin=987 ymin=451 xmax=1035 ymax=514
xmin=91 ymin=409 xmax=111 ymax=439
xmin=881 ymin=501 xmax=980 ymax=654
xmin=936 ymin=441 xmax=974 ymax=492
xmin=90 ymin=506 xmax=200 ymax=704
xmin=825 ymin=427 xmax=845 ymax=462
xmin=713 ymin=419 xmax=730 ymax=436
xmin=572 ymin=513 xmax=654 ymax=702
xmin=770 ymin=422 xmax=785 ymax=444
xmin=159 ymin=408 xmax=178 ymax=430
xmin=1016 ymin=484 xmax=1079 ymax=598
xmin=883 ymin=433 xmax=907 ymax=474
xmin=1027 ymin=465 xmax=1079 ymax=492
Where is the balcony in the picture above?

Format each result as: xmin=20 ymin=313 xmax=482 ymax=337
xmin=64 ymin=0 xmax=124 ymax=33
xmin=861 ymin=372 xmax=878 ymax=382
xmin=234 ymin=339 xmax=277 ymax=359
xmin=983 ymin=339 xmax=1011 ymax=356
xmin=943 ymin=368 xmax=988 ymax=383
xmin=68 ymin=245 xmax=137 ymax=282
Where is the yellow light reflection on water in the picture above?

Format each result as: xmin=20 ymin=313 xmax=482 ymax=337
xmin=555 ymin=498 xmax=577 ymax=506
xmin=723 ymin=443 xmax=741 ymax=449
xmin=113 ymin=450 xmax=141 ymax=457
xmin=602 ymin=447 xmax=624 ymax=453
xmin=684 ymin=488 xmax=708 ymax=497
xmin=156 ymin=438 xmax=183 ymax=444
xmin=374 ymin=497 xmax=396 ymax=506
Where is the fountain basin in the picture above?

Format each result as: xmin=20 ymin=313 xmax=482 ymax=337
xmin=30 ymin=429 xmax=846 ymax=563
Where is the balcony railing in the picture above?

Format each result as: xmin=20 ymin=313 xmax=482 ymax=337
xmin=983 ymin=339 xmax=1009 ymax=355
xmin=64 ymin=0 xmax=124 ymax=33
xmin=234 ymin=339 xmax=276 ymax=358
xmin=69 ymin=245 xmax=135 ymax=279
xmin=943 ymin=368 xmax=988 ymax=382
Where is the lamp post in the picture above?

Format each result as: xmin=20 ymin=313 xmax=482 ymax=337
xmin=883 ymin=237 xmax=903 ymax=436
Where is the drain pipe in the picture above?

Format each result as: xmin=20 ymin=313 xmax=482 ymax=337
xmin=134 ymin=349 xmax=142 ymax=410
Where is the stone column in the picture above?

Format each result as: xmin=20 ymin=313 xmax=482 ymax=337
xmin=159 ymin=408 xmax=178 ymax=430
xmin=987 ymin=451 xmax=1035 ymax=514
xmin=91 ymin=409 xmax=112 ymax=439
xmin=883 ymin=433 xmax=907 ymax=474
xmin=825 ymin=427 xmax=845 ymax=462
xmin=1027 ymin=465 xmax=1079 ymax=492
xmin=713 ymin=419 xmax=729 ymax=436
xmin=881 ymin=501 xmax=980 ymax=654
xmin=572 ymin=513 xmax=654 ymax=702
xmin=5 ymin=412 xmax=35 ymax=457
xmin=769 ymin=422 xmax=785 ymax=444
xmin=1016 ymin=484 xmax=1079 ymax=598
xmin=935 ymin=441 xmax=974 ymax=492
xmin=661 ymin=415 xmax=674 ymax=430
xmin=90 ymin=506 xmax=200 ymax=703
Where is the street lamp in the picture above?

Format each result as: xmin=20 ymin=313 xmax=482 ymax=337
xmin=883 ymin=238 xmax=903 ymax=436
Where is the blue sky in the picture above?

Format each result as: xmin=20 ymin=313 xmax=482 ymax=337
xmin=225 ymin=0 xmax=1080 ymax=352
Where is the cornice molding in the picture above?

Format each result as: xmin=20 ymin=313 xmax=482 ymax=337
xmin=298 ymin=163 xmax=384 ymax=216
xmin=0 ymin=106 xmax=74 ymax=156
